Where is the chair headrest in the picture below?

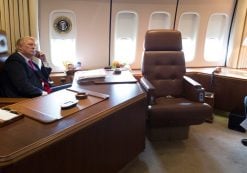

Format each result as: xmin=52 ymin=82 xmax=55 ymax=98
xmin=145 ymin=29 xmax=182 ymax=51
xmin=0 ymin=30 xmax=8 ymax=73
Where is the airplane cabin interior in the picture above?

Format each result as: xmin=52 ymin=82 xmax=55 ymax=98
xmin=0 ymin=0 xmax=247 ymax=173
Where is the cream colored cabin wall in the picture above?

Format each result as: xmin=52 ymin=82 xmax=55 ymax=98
xmin=39 ymin=0 xmax=110 ymax=71
xmin=176 ymin=0 xmax=236 ymax=67
xmin=39 ymin=0 xmax=237 ymax=70
xmin=111 ymin=0 xmax=177 ymax=69
xmin=227 ymin=0 xmax=247 ymax=68
xmin=237 ymin=6 xmax=247 ymax=68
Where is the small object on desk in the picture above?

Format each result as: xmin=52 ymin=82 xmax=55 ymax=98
xmin=67 ymin=87 xmax=110 ymax=99
xmin=0 ymin=108 xmax=23 ymax=127
xmin=114 ymin=68 xmax=121 ymax=74
xmin=77 ymin=80 xmax=94 ymax=85
xmin=76 ymin=69 xmax=106 ymax=84
xmin=76 ymin=92 xmax=88 ymax=100
xmin=77 ymin=69 xmax=106 ymax=80
xmin=104 ymin=66 xmax=112 ymax=70
xmin=213 ymin=66 xmax=222 ymax=73
xmin=61 ymin=100 xmax=78 ymax=109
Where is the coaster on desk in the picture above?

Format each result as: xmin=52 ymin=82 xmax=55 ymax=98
xmin=75 ymin=92 xmax=88 ymax=100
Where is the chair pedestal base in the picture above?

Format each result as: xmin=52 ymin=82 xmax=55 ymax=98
xmin=146 ymin=126 xmax=189 ymax=141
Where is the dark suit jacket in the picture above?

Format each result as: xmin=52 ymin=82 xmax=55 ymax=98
xmin=0 ymin=52 xmax=52 ymax=98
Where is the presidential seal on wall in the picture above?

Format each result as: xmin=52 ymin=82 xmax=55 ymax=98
xmin=53 ymin=16 xmax=72 ymax=34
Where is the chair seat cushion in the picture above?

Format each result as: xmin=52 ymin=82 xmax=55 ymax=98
xmin=148 ymin=97 xmax=212 ymax=127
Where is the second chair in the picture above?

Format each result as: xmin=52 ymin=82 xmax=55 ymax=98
xmin=140 ymin=29 xmax=213 ymax=140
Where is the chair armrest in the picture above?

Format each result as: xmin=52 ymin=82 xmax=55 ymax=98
xmin=140 ymin=77 xmax=155 ymax=93
xmin=140 ymin=77 xmax=156 ymax=105
xmin=183 ymin=76 xmax=205 ymax=102
xmin=0 ymin=98 xmax=27 ymax=108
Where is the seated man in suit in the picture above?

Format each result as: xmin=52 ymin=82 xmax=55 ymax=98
xmin=1 ymin=36 xmax=55 ymax=98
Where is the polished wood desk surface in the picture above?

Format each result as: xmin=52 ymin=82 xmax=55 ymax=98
xmin=7 ymin=89 xmax=109 ymax=123
xmin=0 ymin=70 xmax=145 ymax=167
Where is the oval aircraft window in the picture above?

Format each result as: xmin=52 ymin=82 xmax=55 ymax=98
xmin=178 ymin=12 xmax=199 ymax=62
xmin=149 ymin=12 xmax=171 ymax=29
xmin=204 ymin=13 xmax=228 ymax=62
xmin=114 ymin=11 xmax=138 ymax=65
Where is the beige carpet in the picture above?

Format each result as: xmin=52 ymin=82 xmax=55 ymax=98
xmin=119 ymin=115 xmax=247 ymax=173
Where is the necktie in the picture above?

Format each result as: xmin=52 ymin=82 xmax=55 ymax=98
xmin=28 ymin=60 xmax=52 ymax=93
xmin=28 ymin=60 xmax=35 ymax=70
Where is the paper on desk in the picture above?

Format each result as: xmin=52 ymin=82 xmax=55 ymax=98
xmin=76 ymin=69 xmax=106 ymax=80
xmin=0 ymin=109 xmax=19 ymax=121
xmin=240 ymin=118 xmax=247 ymax=130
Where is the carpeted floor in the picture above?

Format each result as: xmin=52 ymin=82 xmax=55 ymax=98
xmin=119 ymin=115 xmax=247 ymax=173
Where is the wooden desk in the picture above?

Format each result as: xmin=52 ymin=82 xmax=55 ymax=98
xmin=50 ymin=72 xmax=73 ymax=86
xmin=0 ymin=71 xmax=146 ymax=173
xmin=0 ymin=98 xmax=27 ymax=108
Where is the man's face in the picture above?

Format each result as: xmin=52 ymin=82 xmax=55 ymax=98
xmin=19 ymin=38 xmax=36 ymax=58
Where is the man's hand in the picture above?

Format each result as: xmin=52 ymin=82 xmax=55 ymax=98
xmin=42 ymin=91 xmax=48 ymax=96
xmin=35 ymin=51 xmax=47 ymax=62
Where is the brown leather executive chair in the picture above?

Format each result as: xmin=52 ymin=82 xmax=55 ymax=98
xmin=140 ymin=29 xmax=213 ymax=140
